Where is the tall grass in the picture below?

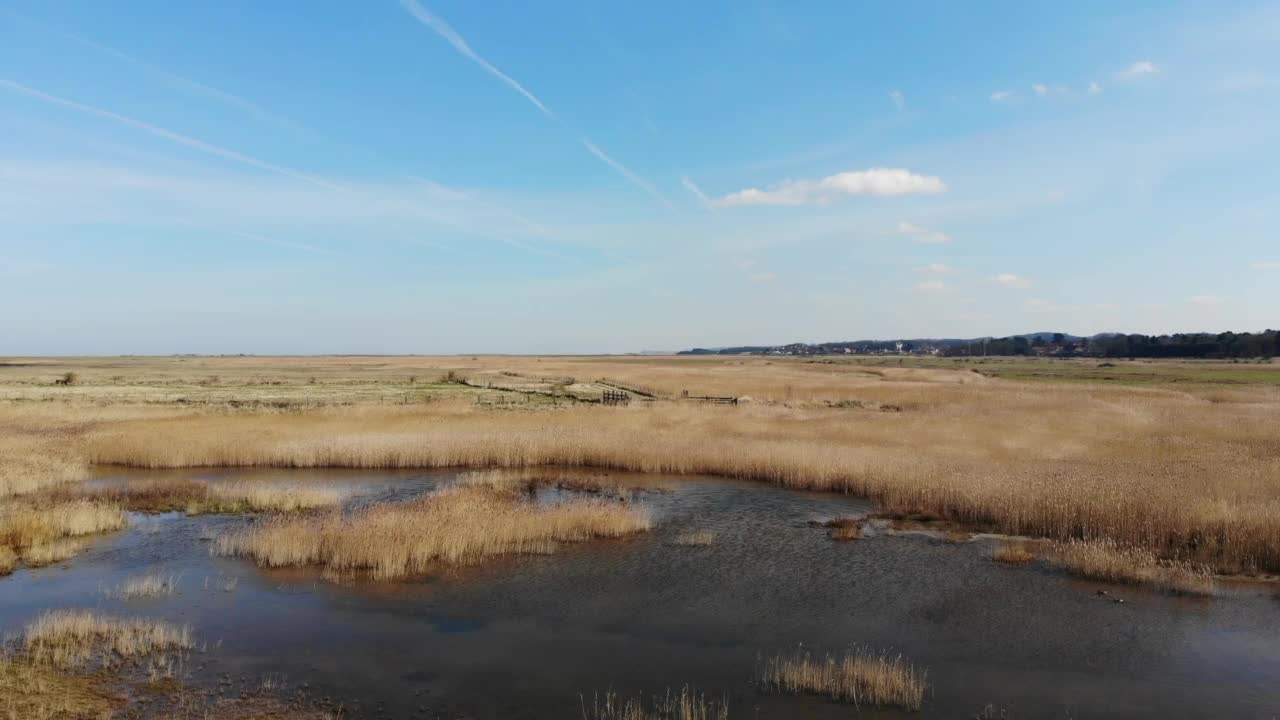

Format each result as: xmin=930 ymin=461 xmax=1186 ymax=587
xmin=761 ymin=648 xmax=927 ymax=710
xmin=23 ymin=610 xmax=193 ymax=669
xmin=4 ymin=356 xmax=1280 ymax=575
xmin=0 ymin=545 xmax=15 ymax=576
xmin=109 ymin=573 xmax=178 ymax=600
xmin=42 ymin=478 xmax=345 ymax=515
xmin=583 ymin=686 xmax=728 ymax=720
xmin=0 ymin=500 xmax=126 ymax=570
xmin=1050 ymin=539 xmax=1215 ymax=595
xmin=218 ymin=484 xmax=651 ymax=580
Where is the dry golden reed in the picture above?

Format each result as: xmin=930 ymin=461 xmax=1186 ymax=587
xmin=583 ymin=686 xmax=729 ymax=720
xmin=218 ymin=483 xmax=650 ymax=580
xmin=109 ymin=573 xmax=178 ymax=600
xmin=0 ymin=545 xmax=15 ymax=576
xmin=20 ymin=539 xmax=87 ymax=568
xmin=991 ymin=541 xmax=1036 ymax=564
xmin=5 ymin=355 xmax=1280 ymax=576
xmin=0 ymin=655 xmax=118 ymax=720
xmin=23 ymin=610 xmax=193 ymax=669
xmin=761 ymin=648 xmax=927 ymax=710
xmin=1050 ymin=539 xmax=1215 ymax=595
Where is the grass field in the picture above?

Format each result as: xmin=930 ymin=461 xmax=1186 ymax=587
xmin=1 ymin=354 xmax=1278 ymax=578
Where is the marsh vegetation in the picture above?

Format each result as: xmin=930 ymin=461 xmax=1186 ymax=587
xmin=1 ymin=355 xmax=1277 ymax=717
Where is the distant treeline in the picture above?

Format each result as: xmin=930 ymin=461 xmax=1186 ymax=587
xmin=945 ymin=331 xmax=1279 ymax=359
xmin=682 ymin=330 xmax=1280 ymax=359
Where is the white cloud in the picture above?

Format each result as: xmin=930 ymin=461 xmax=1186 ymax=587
xmin=717 ymin=168 xmax=945 ymax=208
xmin=1088 ymin=81 xmax=1102 ymax=95
xmin=915 ymin=263 xmax=953 ymax=274
xmin=1188 ymin=294 xmax=1223 ymax=305
xmin=680 ymin=175 xmax=714 ymax=210
xmin=991 ymin=273 xmax=1031 ymax=288
xmin=1116 ymin=61 xmax=1159 ymax=79
xmin=895 ymin=221 xmax=950 ymax=244
xmin=913 ymin=280 xmax=946 ymax=293
xmin=889 ymin=89 xmax=905 ymax=110
xmin=400 ymin=0 xmax=553 ymax=118
xmin=989 ymin=90 xmax=1015 ymax=102
xmin=749 ymin=272 xmax=777 ymax=283
xmin=1032 ymin=83 xmax=1069 ymax=97
xmin=1251 ymin=261 xmax=1280 ymax=270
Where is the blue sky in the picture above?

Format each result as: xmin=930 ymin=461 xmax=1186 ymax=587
xmin=1 ymin=0 xmax=1277 ymax=353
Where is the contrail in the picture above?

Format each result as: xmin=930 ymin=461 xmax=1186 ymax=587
xmin=399 ymin=2 xmax=671 ymax=209
xmin=0 ymin=79 xmax=340 ymax=191
xmin=582 ymin=138 xmax=674 ymax=210
xmin=400 ymin=0 xmax=554 ymax=119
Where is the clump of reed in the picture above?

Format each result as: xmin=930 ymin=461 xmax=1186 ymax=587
xmin=583 ymin=686 xmax=728 ymax=720
xmin=43 ymin=478 xmax=346 ymax=516
xmin=671 ymin=529 xmax=716 ymax=546
xmin=0 ymin=500 xmax=126 ymax=571
xmin=108 ymin=573 xmax=178 ymax=600
xmin=20 ymin=539 xmax=87 ymax=568
xmin=195 ymin=480 xmax=347 ymax=514
xmin=23 ymin=610 xmax=193 ymax=669
xmin=991 ymin=541 xmax=1036 ymax=564
xmin=824 ymin=518 xmax=864 ymax=541
xmin=1049 ymin=539 xmax=1215 ymax=595
xmin=218 ymin=484 xmax=651 ymax=580
xmin=760 ymin=648 xmax=927 ymax=710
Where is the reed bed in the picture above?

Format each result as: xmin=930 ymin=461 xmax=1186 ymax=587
xmin=760 ymin=648 xmax=927 ymax=710
xmin=23 ymin=610 xmax=193 ymax=669
xmin=1050 ymin=539 xmax=1216 ymax=595
xmin=583 ymin=686 xmax=729 ymax=720
xmin=41 ymin=478 xmax=345 ymax=516
xmin=217 ymin=484 xmax=651 ymax=580
xmin=3 ymin=355 xmax=1279 ymax=577
xmin=0 ymin=500 xmax=126 ymax=570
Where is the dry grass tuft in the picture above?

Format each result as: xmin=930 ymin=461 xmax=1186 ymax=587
xmin=992 ymin=541 xmax=1036 ymax=564
xmin=110 ymin=573 xmax=178 ymax=600
xmin=0 ymin=500 xmax=126 ymax=550
xmin=0 ymin=545 xmax=15 ymax=576
xmin=583 ymin=686 xmax=728 ymax=720
xmin=20 ymin=539 xmax=87 ymax=568
xmin=824 ymin=517 xmax=864 ymax=541
xmin=761 ymin=648 xmax=927 ymax=710
xmin=0 ymin=654 xmax=119 ymax=720
xmin=24 ymin=610 xmax=193 ymax=669
xmin=1050 ymin=539 xmax=1215 ymax=595
xmin=218 ymin=483 xmax=651 ymax=580
xmin=671 ymin=529 xmax=716 ymax=546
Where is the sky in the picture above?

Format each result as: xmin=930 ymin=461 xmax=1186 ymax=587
xmin=1 ymin=0 xmax=1277 ymax=354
